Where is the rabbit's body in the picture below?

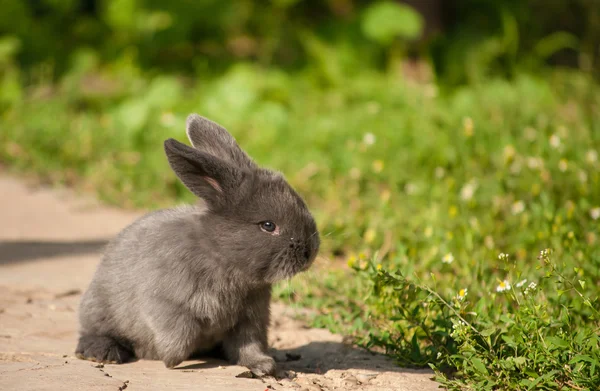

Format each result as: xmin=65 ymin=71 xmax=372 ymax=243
xmin=76 ymin=115 xmax=319 ymax=375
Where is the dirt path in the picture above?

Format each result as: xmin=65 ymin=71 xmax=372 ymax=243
xmin=0 ymin=175 xmax=439 ymax=391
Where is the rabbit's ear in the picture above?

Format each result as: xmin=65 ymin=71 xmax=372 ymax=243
xmin=185 ymin=114 xmax=257 ymax=171
xmin=164 ymin=138 xmax=245 ymax=206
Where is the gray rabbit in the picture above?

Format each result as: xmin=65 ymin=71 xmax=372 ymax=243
xmin=75 ymin=114 xmax=320 ymax=376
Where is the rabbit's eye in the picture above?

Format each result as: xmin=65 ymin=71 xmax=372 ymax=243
xmin=260 ymin=221 xmax=277 ymax=233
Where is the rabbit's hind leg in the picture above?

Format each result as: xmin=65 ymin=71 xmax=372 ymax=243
xmin=75 ymin=335 xmax=134 ymax=364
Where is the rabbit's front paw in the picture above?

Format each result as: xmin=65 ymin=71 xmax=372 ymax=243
xmin=241 ymin=355 xmax=276 ymax=377
xmin=162 ymin=355 xmax=186 ymax=369
xmin=160 ymin=349 xmax=189 ymax=369
xmin=75 ymin=335 xmax=133 ymax=364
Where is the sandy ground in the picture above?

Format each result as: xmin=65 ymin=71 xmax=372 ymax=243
xmin=0 ymin=175 xmax=440 ymax=391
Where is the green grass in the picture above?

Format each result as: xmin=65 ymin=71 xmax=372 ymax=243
xmin=1 ymin=63 xmax=600 ymax=390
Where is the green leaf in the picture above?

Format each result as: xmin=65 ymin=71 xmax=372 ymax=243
xmin=526 ymin=370 xmax=559 ymax=390
xmin=361 ymin=2 xmax=423 ymax=45
xmin=513 ymin=356 xmax=527 ymax=367
xmin=546 ymin=336 xmax=569 ymax=349
xmin=470 ymin=358 xmax=489 ymax=375
xmin=534 ymin=31 xmax=579 ymax=60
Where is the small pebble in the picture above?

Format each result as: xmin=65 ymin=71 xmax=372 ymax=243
xmin=278 ymin=378 xmax=300 ymax=388
xmin=235 ymin=370 xmax=256 ymax=379
xmin=341 ymin=376 xmax=359 ymax=388
xmin=355 ymin=373 xmax=378 ymax=383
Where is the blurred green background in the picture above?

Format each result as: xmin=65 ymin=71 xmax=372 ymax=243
xmin=1 ymin=1 xmax=600 ymax=389
xmin=1 ymin=0 xmax=598 ymax=86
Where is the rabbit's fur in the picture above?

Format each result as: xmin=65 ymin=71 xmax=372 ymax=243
xmin=76 ymin=114 xmax=320 ymax=376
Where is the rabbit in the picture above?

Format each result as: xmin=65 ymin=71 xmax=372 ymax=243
xmin=75 ymin=114 xmax=320 ymax=376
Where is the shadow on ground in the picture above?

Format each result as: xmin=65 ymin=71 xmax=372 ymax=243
xmin=272 ymin=341 xmax=416 ymax=374
xmin=169 ymin=341 xmax=422 ymax=375
xmin=0 ymin=240 xmax=109 ymax=264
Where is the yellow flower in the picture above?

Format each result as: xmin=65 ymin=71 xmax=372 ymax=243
xmin=503 ymin=145 xmax=516 ymax=163
xmin=364 ymin=228 xmax=376 ymax=243
xmin=372 ymin=160 xmax=384 ymax=173
xmin=424 ymin=226 xmax=433 ymax=238
xmin=463 ymin=117 xmax=474 ymax=137
xmin=376 ymin=263 xmax=382 ymax=270
xmin=457 ymin=288 xmax=468 ymax=301
xmin=449 ymin=205 xmax=458 ymax=218
xmin=347 ymin=255 xmax=357 ymax=267
xmin=380 ymin=189 xmax=391 ymax=202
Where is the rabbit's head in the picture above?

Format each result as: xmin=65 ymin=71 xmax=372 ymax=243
xmin=164 ymin=114 xmax=320 ymax=283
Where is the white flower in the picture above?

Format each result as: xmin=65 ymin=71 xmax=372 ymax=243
xmin=538 ymin=249 xmax=550 ymax=259
xmin=457 ymin=288 xmax=468 ymax=301
xmin=549 ymin=134 xmax=561 ymax=149
xmin=511 ymin=201 xmax=525 ymax=215
xmin=590 ymin=207 xmax=600 ymax=220
xmin=404 ymin=183 xmax=418 ymax=195
xmin=460 ymin=181 xmax=478 ymax=201
xmin=586 ymin=150 xmax=598 ymax=164
xmin=435 ymin=167 xmax=445 ymax=179
xmin=498 ymin=252 xmax=509 ymax=261
xmin=363 ymin=132 xmax=376 ymax=146
xmin=349 ymin=167 xmax=361 ymax=179
xmin=516 ymin=279 xmax=528 ymax=288
xmin=452 ymin=320 xmax=466 ymax=329
xmin=524 ymin=281 xmax=537 ymax=295
xmin=496 ymin=280 xmax=511 ymax=292
xmin=558 ymin=159 xmax=568 ymax=172
xmin=527 ymin=157 xmax=542 ymax=170
xmin=442 ymin=253 xmax=455 ymax=264
xmin=525 ymin=127 xmax=537 ymax=141
xmin=509 ymin=160 xmax=522 ymax=174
